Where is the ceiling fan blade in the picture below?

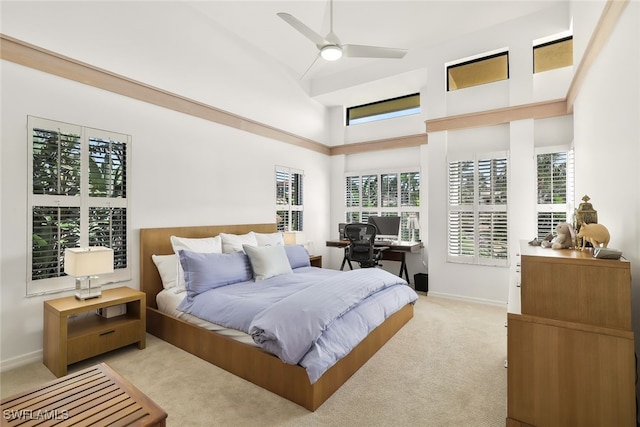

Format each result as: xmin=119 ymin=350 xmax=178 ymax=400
xmin=342 ymin=44 xmax=407 ymax=59
xmin=277 ymin=12 xmax=328 ymax=48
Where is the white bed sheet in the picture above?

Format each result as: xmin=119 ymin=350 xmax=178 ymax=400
xmin=156 ymin=287 xmax=257 ymax=346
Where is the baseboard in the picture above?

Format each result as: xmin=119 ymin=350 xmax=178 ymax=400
xmin=0 ymin=350 xmax=42 ymax=373
xmin=426 ymin=291 xmax=507 ymax=308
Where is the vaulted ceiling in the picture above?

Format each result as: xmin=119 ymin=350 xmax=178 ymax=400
xmin=187 ymin=0 xmax=568 ymax=105
xmin=1 ymin=1 xmax=570 ymax=109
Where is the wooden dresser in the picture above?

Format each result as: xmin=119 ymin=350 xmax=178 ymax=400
xmin=506 ymin=243 xmax=635 ymax=427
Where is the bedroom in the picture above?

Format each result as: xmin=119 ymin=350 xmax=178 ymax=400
xmin=1 ymin=0 xmax=639 ymax=422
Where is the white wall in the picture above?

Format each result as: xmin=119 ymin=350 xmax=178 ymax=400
xmin=0 ymin=61 xmax=331 ymax=368
xmin=0 ymin=1 xmax=330 ymax=145
xmin=571 ymin=0 xmax=640 ymax=353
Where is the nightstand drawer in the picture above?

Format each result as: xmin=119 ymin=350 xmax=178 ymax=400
xmin=67 ymin=318 xmax=142 ymax=364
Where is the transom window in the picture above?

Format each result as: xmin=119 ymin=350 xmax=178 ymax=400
xmin=534 ymin=36 xmax=573 ymax=73
xmin=28 ymin=116 xmax=131 ymax=296
xmin=447 ymin=50 xmax=509 ymax=91
xmin=345 ymin=169 xmax=420 ymax=241
xmin=346 ymin=93 xmax=420 ymax=126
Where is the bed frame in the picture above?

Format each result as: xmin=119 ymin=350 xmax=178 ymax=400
xmin=139 ymin=223 xmax=414 ymax=411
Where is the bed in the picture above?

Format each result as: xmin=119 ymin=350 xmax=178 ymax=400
xmin=140 ymin=223 xmax=416 ymax=411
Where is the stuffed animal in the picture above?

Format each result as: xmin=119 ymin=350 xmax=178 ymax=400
xmin=541 ymin=222 xmax=575 ymax=249
xmin=552 ymin=222 xmax=575 ymax=249
xmin=577 ymin=223 xmax=610 ymax=250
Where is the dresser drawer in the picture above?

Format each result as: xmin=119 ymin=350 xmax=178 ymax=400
xmin=67 ymin=319 xmax=142 ymax=364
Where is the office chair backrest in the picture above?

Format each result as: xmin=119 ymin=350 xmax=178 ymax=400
xmin=344 ymin=223 xmax=379 ymax=267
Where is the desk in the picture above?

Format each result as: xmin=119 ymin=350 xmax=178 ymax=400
xmin=326 ymin=240 xmax=423 ymax=281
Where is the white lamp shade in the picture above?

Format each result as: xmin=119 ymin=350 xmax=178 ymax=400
xmin=283 ymin=231 xmax=306 ymax=245
xmin=408 ymin=216 xmax=421 ymax=230
xmin=64 ymin=247 xmax=114 ymax=277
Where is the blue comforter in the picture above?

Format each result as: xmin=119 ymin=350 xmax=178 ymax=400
xmin=177 ymin=267 xmax=418 ymax=383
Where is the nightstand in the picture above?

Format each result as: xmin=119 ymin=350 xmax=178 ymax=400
xmin=309 ymin=255 xmax=322 ymax=268
xmin=43 ymin=286 xmax=146 ymax=377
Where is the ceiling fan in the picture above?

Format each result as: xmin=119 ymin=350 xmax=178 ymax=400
xmin=277 ymin=0 xmax=407 ymax=77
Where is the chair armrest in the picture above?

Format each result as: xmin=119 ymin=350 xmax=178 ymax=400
xmin=375 ymin=246 xmax=390 ymax=252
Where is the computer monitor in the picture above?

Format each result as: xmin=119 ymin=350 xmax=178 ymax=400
xmin=367 ymin=216 xmax=400 ymax=240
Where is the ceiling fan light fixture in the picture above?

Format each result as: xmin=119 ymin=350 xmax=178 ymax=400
xmin=321 ymin=45 xmax=342 ymax=61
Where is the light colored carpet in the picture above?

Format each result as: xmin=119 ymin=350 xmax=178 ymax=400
xmin=1 ymin=295 xmax=508 ymax=426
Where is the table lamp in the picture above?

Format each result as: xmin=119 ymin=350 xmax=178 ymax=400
xmin=283 ymin=231 xmax=313 ymax=254
xmin=408 ymin=215 xmax=420 ymax=243
xmin=64 ymin=247 xmax=114 ymax=300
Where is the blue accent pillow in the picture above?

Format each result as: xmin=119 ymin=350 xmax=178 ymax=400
xmin=178 ymin=250 xmax=252 ymax=297
xmin=284 ymin=245 xmax=311 ymax=269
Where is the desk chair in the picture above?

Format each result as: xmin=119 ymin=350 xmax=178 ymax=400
xmin=344 ymin=223 xmax=389 ymax=268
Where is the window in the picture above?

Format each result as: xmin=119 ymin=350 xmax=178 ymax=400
xmin=536 ymin=147 xmax=574 ymax=238
xmin=346 ymin=93 xmax=420 ymax=125
xmin=447 ymin=51 xmax=509 ymax=91
xmin=344 ymin=169 xmax=420 ymax=241
xmin=534 ymin=36 xmax=573 ymax=73
xmin=28 ymin=116 xmax=131 ymax=296
xmin=448 ymin=153 xmax=508 ymax=265
xmin=276 ymin=166 xmax=303 ymax=232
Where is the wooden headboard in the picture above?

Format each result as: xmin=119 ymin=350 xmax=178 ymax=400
xmin=139 ymin=223 xmax=276 ymax=308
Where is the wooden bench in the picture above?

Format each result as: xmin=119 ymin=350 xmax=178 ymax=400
xmin=1 ymin=363 xmax=167 ymax=426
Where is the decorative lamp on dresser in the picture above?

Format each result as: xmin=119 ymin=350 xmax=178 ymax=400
xmin=506 ymin=242 xmax=635 ymax=427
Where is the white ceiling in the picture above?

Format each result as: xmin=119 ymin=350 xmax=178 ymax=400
xmin=2 ymin=1 xmax=569 ymax=109
xmin=185 ymin=0 xmax=567 ymax=105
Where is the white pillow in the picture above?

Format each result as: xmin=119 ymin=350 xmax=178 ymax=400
xmin=152 ymin=254 xmax=178 ymax=289
xmin=243 ymin=244 xmax=293 ymax=281
xmin=220 ymin=232 xmax=258 ymax=253
xmin=254 ymin=232 xmax=284 ymax=246
xmin=170 ymin=235 xmax=223 ymax=290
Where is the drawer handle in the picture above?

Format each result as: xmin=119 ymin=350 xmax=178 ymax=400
xmin=100 ymin=330 xmax=115 ymax=336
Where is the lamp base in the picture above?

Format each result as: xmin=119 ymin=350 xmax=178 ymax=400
xmin=75 ymin=277 xmax=102 ymax=300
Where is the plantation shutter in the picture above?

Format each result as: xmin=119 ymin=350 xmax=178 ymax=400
xmin=87 ymin=131 xmax=129 ymax=270
xmin=361 ymin=175 xmax=378 ymax=208
xmin=448 ymin=160 xmax=475 ymax=259
xmin=344 ymin=169 xmax=421 ymax=240
xmin=478 ymin=157 xmax=508 ymax=261
xmin=536 ymin=148 xmax=572 ymax=239
xmin=276 ymin=166 xmax=303 ymax=232
xmin=28 ymin=117 xmax=131 ymax=296
xmin=448 ymin=154 xmax=508 ymax=266
xmin=381 ymin=173 xmax=398 ymax=207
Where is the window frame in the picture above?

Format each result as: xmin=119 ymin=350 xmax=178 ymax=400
xmin=535 ymin=145 xmax=574 ymax=239
xmin=346 ymin=93 xmax=420 ymax=126
xmin=27 ymin=116 xmax=131 ymax=296
xmin=275 ymin=166 xmax=304 ymax=232
xmin=344 ymin=168 xmax=421 ymax=241
xmin=533 ymin=35 xmax=573 ymax=74
xmin=446 ymin=50 xmax=509 ymax=92
xmin=447 ymin=151 xmax=508 ymax=266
